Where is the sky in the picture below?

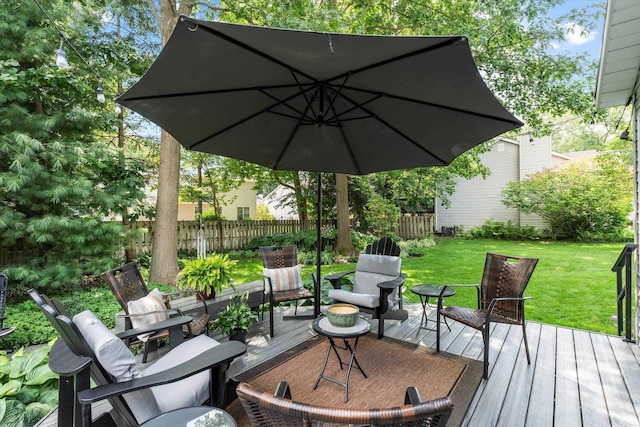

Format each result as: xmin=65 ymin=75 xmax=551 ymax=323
xmin=548 ymin=0 xmax=607 ymax=61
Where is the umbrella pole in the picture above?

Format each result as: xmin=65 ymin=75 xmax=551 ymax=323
xmin=315 ymin=173 xmax=322 ymax=317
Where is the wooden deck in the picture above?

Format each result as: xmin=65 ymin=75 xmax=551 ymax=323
xmin=37 ymin=303 xmax=640 ymax=427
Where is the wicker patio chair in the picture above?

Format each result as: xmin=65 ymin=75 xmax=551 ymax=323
xmin=101 ymin=262 xmax=210 ymax=362
xmin=260 ymin=246 xmax=318 ymax=337
xmin=29 ymin=289 xmax=246 ymax=427
xmin=236 ymin=381 xmax=454 ymax=426
xmin=326 ymin=238 xmax=407 ymax=338
xmin=436 ymin=252 xmax=538 ymax=379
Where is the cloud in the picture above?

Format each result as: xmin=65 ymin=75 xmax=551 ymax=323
xmin=562 ymin=22 xmax=597 ymax=46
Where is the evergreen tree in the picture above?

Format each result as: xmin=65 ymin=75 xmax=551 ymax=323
xmin=0 ymin=0 xmax=150 ymax=295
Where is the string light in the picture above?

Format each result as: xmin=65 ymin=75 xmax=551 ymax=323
xmin=55 ymin=37 xmax=69 ymax=69
xmin=33 ymin=0 xmax=104 ymax=103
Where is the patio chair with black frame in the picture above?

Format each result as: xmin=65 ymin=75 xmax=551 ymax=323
xmin=326 ymin=237 xmax=408 ymax=339
xmin=101 ymin=262 xmax=211 ymax=363
xmin=436 ymin=252 xmax=538 ymax=379
xmin=260 ymin=245 xmax=319 ymax=337
xmin=28 ymin=288 xmax=246 ymax=427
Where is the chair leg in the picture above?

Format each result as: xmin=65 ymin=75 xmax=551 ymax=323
xmin=294 ymin=300 xmax=298 ymax=316
xmin=377 ymin=314 xmax=384 ymax=339
xmin=142 ymin=341 xmax=151 ymax=364
xmin=522 ymin=321 xmax=531 ymax=365
xmin=269 ymin=304 xmax=274 ymax=338
xmin=482 ymin=326 xmax=489 ymax=379
xmin=436 ymin=310 xmax=441 ymax=353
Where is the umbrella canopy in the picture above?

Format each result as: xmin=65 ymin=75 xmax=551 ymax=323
xmin=117 ymin=17 xmax=523 ymax=318
xmin=117 ymin=16 xmax=523 ymax=175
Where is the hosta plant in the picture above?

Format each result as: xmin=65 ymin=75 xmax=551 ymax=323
xmin=0 ymin=341 xmax=58 ymax=427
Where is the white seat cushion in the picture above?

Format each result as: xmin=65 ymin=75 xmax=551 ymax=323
xmin=73 ymin=310 xmax=160 ymax=423
xmin=328 ymin=289 xmax=379 ymax=308
xmin=329 ymin=254 xmax=402 ymax=309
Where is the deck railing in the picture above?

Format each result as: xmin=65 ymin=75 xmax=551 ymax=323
xmin=612 ymin=243 xmax=637 ymax=342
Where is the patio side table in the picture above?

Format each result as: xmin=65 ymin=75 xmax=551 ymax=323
xmin=312 ymin=316 xmax=371 ymax=402
xmin=411 ymin=284 xmax=455 ymax=332
xmin=139 ymin=406 xmax=236 ymax=427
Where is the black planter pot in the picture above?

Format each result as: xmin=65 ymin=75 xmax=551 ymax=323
xmin=229 ymin=329 xmax=246 ymax=344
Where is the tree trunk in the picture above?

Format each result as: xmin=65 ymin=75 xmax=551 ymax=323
xmin=335 ymin=173 xmax=354 ymax=254
xmin=292 ymin=172 xmax=309 ymax=230
xmin=149 ymin=1 xmax=193 ymax=284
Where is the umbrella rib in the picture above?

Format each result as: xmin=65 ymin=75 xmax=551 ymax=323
xmin=342 ymin=86 xmax=522 ymax=126
xmin=326 ymin=36 xmax=466 ymax=84
xmin=337 ymin=90 xmax=449 ymax=165
xmin=188 ymin=17 xmax=318 ymax=84
xmin=328 ymin=103 xmax=363 ymax=175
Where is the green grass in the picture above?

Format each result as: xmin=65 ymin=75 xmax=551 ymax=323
xmin=5 ymin=238 xmax=628 ymax=350
xmin=399 ymin=239 xmax=624 ymax=335
xmin=302 ymin=239 xmax=625 ymax=335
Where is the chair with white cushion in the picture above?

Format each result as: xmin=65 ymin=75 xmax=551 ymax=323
xmin=101 ymin=262 xmax=210 ymax=362
xmin=28 ymin=289 xmax=246 ymax=427
xmin=260 ymin=246 xmax=319 ymax=337
xmin=327 ymin=239 xmax=407 ymax=338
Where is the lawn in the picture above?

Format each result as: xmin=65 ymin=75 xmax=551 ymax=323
xmin=5 ymin=238 xmax=628 ymax=350
xmin=232 ymin=239 xmax=627 ymax=335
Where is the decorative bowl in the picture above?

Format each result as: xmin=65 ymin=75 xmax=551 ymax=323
xmin=326 ymin=304 xmax=359 ymax=327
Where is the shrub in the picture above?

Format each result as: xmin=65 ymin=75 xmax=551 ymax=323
xmin=0 ymin=342 xmax=59 ymax=427
xmin=460 ymin=220 xmax=542 ymax=241
xmin=398 ymin=237 xmax=436 ymax=257
xmin=502 ymin=154 xmax=632 ymax=240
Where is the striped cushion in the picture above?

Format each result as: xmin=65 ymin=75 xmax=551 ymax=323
xmin=127 ymin=288 xmax=169 ymax=341
xmin=263 ymin=265 xmax=303 ymax=293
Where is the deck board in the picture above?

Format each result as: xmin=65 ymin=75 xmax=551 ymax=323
xmin=37 ymin=303 xmax=640 ymax=427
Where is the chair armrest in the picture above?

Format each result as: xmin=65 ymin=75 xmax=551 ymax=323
xmin=377 ymin=273 xmax=407 ymax=290
xmin=77 ymin=340 xmax=247 ymax=405
xmin=48 ymin=339 xmax=92 ymax=377
xmin=325 ymin=270 xmax=355 ymax=289
xmin=115 ymin=315 xmax=192 ymax=341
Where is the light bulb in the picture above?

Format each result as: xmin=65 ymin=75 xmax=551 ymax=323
xmin=55 ymin=48 xmax=69 ymax=69
xmin=115 ymin=103 xmax=122 ymax=114
xmin=96 ymin=85 xmax=105 ymax=103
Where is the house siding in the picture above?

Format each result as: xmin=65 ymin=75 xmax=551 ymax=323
xmin=435 ymin=139 xmax=520 ymax=232
xmin=519 ymin=134 xmax=551 ymax=229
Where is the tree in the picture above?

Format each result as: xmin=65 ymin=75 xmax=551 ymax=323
xmin=0 ymin=0 xmax=151 ymax=294
xmin=502 ymin=154 xmax=632 ymax=239
xmin=214 ymin=0 xmax=600 ymax=240
xmin=142 ymin=0 xmax=197 ymax=284
xmin=181 ymin=152 xmax=242 ymax=249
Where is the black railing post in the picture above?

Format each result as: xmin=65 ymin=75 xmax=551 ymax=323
xmin=612 ymin=243 xmax=637 ymax=343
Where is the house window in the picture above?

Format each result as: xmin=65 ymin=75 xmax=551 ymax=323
xmin=237 ymin=207 xmax=250 ymax=220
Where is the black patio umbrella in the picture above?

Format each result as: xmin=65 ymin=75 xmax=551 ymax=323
xmin=117 ymin=16 xmax=523 ymax=315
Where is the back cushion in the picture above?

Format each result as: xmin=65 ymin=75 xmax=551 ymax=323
xmin=263 ymin=265 xmax=303 ymax=293
xmin=73 ymin=310 xmax=160 ymax=423
xmin=353 ymin=254 xmax=401 ymax=295
xmin=127 ymin=288 xmax=169 ymax=341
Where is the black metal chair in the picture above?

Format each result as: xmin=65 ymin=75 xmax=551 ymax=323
xmin=0 ymin=273 xmax=15 ymax=340
xmin=436 ymin=253 xmax=538 ymax=379
xmin=28 ymin=289 xmax=246 ymax=427
xmin=260 ymin=246 xmax=318 ymax=337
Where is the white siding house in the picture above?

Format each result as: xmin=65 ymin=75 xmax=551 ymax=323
xmin=595 ymin=0 xmax=640 ymax=339
xmin=435 ymin=135 xmax=570 ymax=233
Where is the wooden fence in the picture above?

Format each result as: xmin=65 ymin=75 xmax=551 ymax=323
xmin=129 ymin=216 xmax=434 ymax=255
xmin=0 ymin=215 xmax=434 ymax=263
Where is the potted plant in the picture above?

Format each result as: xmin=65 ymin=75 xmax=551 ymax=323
xmin=177 ymin=253 xmax=237 ymax=300
xmin=212 ymin=292 xmax=258 ymax=343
